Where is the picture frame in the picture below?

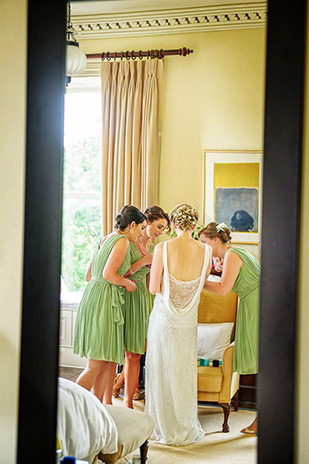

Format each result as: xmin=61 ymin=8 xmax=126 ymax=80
xmin=202 ymin=150 xmax=263 ymax=244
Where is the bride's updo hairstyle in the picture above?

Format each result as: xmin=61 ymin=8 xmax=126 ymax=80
xmin=199 ymin=222 xmax=232 ymax=244
xmin=144 ymin=205 xmax=170 ymax=228
xmin=114 ymin=205 xmax=146 ymax=231
xmin=169 ymin=203 xmax=199 ymax=231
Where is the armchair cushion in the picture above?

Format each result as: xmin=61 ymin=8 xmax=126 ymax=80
xmin=197 ymin=322 xmax=234 ymax=360
xmin=198 ymin=366 xmax=223 ymax=392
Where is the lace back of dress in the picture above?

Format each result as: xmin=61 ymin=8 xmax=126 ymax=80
xmin=169 ymin=274 xmax=200 ymax=311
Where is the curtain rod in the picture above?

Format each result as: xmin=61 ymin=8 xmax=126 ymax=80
xmin=86 ymin=47 xmax=193 ymax=61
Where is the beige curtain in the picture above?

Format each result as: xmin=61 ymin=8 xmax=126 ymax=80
xmin=100 ymin=59 xmax=163 ymax=235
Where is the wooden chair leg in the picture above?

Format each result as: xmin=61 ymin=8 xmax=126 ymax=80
xmin=140 ymin=439 xmax=149 ymax=464
xmin=233 ymin=391 xmax=239 ymax=411
xmin=220 ymin=403 xmax=231 ymax=432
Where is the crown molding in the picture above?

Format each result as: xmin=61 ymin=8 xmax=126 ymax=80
xmin=72 ymin=3 xmax=267 ymax=40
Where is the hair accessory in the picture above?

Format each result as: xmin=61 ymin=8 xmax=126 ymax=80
xmin=216 ymin=222 xmax=227 ymax=232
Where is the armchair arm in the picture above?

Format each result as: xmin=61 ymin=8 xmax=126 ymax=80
xmin=221 ymin=342 xmax=234 ymax=376
xmin=218 ymin=342 xmax=238 ymax=403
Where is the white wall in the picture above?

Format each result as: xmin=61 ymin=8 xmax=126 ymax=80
xmin=0 ymin=0 xmax=27 ymax=461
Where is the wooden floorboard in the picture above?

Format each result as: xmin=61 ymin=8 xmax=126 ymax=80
xmin=59 ymin=366 xmax=83 ymax=382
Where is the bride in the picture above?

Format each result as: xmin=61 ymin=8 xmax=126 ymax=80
xmin=145 ymin=204 xmax=212 ymax=446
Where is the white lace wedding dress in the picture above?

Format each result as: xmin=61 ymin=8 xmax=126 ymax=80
xmin=145 ymin=241 xmax=211 ymax=445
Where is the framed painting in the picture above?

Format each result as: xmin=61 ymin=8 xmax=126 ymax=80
xmin=202 ymin=150 xmax=263 ymax=244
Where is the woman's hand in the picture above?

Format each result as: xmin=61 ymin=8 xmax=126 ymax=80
xmin=142 ymin=253 xmax=153 ymax=266
xmin=124 ymin=253 xmax=154 ymax=277
xmin=124 ymin=279 xmax=137 ymax=292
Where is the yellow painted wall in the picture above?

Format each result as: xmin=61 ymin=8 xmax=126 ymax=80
xmin=0 ymin=0 xmax=27 ymax=461
xmin=296 ymin=6 xmax=309 ymax=462
xmin=81 ymin=27 xmax=265 ymax=258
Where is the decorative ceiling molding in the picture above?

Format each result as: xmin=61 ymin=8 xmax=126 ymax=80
xmin=72 ymin=3 xmax=267 ymax=40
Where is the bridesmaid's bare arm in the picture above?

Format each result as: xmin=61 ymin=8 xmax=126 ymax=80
xmin=204 ymin=244 xmax=213 ymax=283
xmin=123 ymin=253 xmax=153 ymax=277
xmin=103 ymin=238 xmax=136 ymax=292
xmin=85 ymin=260 xmax=92 ymax=281
xmin=204 ymin=251 xmax=242 ymax=296
xmin=149 ymin=242 xmax=164 ymax=295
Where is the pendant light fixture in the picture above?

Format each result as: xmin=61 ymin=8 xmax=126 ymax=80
xmin=66 ymin=1 xmax=87 ymax=85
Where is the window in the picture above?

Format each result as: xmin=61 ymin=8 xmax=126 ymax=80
xmin=61 ymin=77 xmax=102 ymax=300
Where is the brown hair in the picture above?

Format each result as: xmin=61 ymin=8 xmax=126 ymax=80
xmin=144 ymin=205 xmax=170 ymax=229
xmin=198 ymin=222 xmax=232 ymax=243
xmin=114 ymin=205 xmax=146 ymax=230
xmin=169 ymin=203 xmax=199 ymax=232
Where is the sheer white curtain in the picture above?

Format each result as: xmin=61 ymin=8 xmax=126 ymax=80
xmin=100 ymin=59 xmax=163 ymax=235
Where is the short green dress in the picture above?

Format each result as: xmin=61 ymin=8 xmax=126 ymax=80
xmin=123 ymin=242 xmax=155 ymax=354
xmin=73 ymin=234 xmax=131 ymax=364
xmin=227 ymin=247 xmax=260 ymax=375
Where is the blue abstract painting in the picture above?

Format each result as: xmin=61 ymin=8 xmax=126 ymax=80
xmin=215 ymin=187 xmax=258 ymax=232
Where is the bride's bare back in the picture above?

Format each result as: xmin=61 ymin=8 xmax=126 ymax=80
xmin=149 ymin=234 xmax=212 ymax=295
xmin=167 ymin=235 xmax=210 ymax=281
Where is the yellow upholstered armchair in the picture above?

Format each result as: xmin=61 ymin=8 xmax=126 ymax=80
xmin=197 ymin=289 xmax=240 ymax=432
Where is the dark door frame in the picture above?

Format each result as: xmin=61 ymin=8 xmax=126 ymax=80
xmin=17 ymin=1 xmax=306 ymax=463
xmin=17 ymin=2 xmax=66 ymax=463
xmin=257 ymin=1 xmax=306 ymax=462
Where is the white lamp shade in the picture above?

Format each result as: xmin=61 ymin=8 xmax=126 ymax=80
xmin=66 ymin=42 xmax=87 ymax=77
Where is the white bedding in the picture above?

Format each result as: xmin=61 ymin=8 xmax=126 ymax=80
xmin=57 ymin=378 xmax=118 ymax=463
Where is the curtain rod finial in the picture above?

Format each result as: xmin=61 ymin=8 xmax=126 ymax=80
xmin=180 ymin=47 xmax=193 ymax=57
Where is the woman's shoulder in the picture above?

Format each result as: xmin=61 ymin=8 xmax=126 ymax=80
xmin=155 ymin=241 xmax=165 ymax=251
xmin=197 ymin=240 xmax=210 ymax=250
xmin=225 ymin=247 xmax=245 ymax=258
xmin=99 ymin=233 xmax=128 ymax=249
xmin=227 ymin=247 xmax=251 ymax=258
xmin=192 ymin=239 xmax=211 ymax=253
xmin=226 ymin=247 xmax=257 ymax=267
xmin=227 ymin=246 xmax=243 ymax=253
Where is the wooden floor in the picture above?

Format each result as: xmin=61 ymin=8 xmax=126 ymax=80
xmin=59 ymin=366 xmax=144 ymax=399
xmin=59 ymin=367 xmax=256 ymax=409
xmin=59 ymin=366 xmax=83 ymax=382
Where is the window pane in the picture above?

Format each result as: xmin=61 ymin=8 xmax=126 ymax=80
xmin=62 ymin=198 xmax=101 ymax=293
xmin=61 ymin=89 xmax=102 ymax=295
xmin=63 ymin=93 xmax=101 ymax=194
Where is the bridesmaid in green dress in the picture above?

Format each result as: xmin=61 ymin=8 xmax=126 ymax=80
xmin=113 ymin=206 xmax=170 ymax=408
xmin=200 ymin=222 xmax=260 ymax=434
xmin=73 ymin=205 xmax=146 ymax=404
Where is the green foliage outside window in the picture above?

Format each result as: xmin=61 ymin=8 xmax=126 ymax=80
xmin=63 ymin=135 xmax=101 ymax=192
xmin=61 ymin=132 xmax=102 ymax=293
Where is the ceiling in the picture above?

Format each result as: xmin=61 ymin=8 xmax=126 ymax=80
xmin=72 ymin=0 xmax=266 ymax=15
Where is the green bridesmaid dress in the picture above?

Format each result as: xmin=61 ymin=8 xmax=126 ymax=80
xmin=74 ymin=234 xmax=131 ymax=364
xmin=123 ymin=242 xmax=155 ymax=354
xmin=226 ymin=247 xmax=260 ymax=375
